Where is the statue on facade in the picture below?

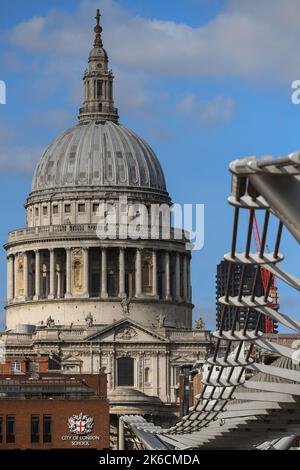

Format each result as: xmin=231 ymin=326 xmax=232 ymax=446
xmin=121 ymin=294 xmax=131 ymax=316
xmin=195 ymin=317 xmax=205 ymax=330
xmin=157 ymin=313 xmax=166 ymax=328
xmin=46 ymin=316 xmax=55 ymax=328
xmin=85 ymin=312 xmax=94 ymax=328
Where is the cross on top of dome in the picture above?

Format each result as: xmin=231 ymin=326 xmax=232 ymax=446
xmin=94 ymin=9 xmax=103 ymax=48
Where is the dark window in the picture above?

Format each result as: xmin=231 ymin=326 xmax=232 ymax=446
xmin=64 ymin=204 xmax=71 ymax=213
xmin=35 ymin=207 xmax=39 ymax=216
xmin=96 ymin=80 xmax=103 ymax=98
xmin=93 ymin=203 xmax=99 ymax=212
xmin=43 ymin=416 xmax=52 ymax=443
xmin=29 ymin=361 xmax=39 ymax=373
xmin=107 ymin=270 xmax=116 ymax=296
xmin=52 ymin=205 xmax=58 ymax=214
xmin=43 ymin=206 xmax=47 ymax=216
xmin=6 ymin=416 xmax=15 ymax=443
xmin=91 ymin=272 xmax=100 ymax=296
xmin=117 ymin=357 xmax=134 ymax=386
xmin=31 ymin=416 xmax=39 ymax=443
xmin=78 ymin=203 xmax=85 ymax=213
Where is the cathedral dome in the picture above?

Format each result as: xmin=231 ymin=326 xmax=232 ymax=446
xmin=31 ymin=120 xmax=167 ymax=194
xmin=29 ymin=9 xmax=169 ymax=201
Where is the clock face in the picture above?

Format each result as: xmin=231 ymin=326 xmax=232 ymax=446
xmin=97 ymin=63 xmax=102 ymax=68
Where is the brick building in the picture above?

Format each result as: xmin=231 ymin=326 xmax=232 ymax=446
xmin=0 ymin=352 xmax=60 ymax=375
xmin=0 ymin=367 xmax=109 ymax=450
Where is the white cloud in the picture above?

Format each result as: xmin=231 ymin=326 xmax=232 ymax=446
xmin=177 ymin=93 xmax=236 ymax=125
xmin=0 ymin=125 xmax=18 ymax=144
xmin=7 ymin=0 xmax=300 ymax=83
xmin=0 ymin=144 xmax=42 ymax=174
xmin=30 ymin=109 xmax=73 ymax=130
xmin=0 ymin=126 xmax=41 ymax=174
xmin=1 ymin=0 xmax=298 ymax=173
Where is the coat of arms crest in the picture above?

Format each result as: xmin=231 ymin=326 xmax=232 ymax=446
xmin=68 ymin=412 xmax=94 ymax=435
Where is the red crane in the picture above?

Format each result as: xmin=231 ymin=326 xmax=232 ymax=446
xmin=252 ymin=214 xmax=278 ymax=334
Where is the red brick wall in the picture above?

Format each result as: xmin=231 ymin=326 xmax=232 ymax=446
xmin=0 ymin=357 xmax=51 ymax=374
xmin=0 ymin=400 xmax=109 ymax=450
xmin=79 ymin=373 xmax=107 ymax=398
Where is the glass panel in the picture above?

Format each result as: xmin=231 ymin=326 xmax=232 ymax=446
xmin=43 ymin=416 xmax=52 ymax=443
xmin=6 ymin=416 xmax=15 ymax=443
xmin=31 ymin=415 xmax=39 ymax=443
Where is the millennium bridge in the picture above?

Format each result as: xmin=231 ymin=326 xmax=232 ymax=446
xmin=120 ymin=152 xmax=300 ymax=450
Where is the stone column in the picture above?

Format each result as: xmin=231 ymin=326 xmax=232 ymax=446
xmin=23 ymin=252 xmax=29 ymax=300
xmin=65 ymin=248 xmax=71 ymax=298
xmin=187 ymin=255 xmax=191 ymax=302
xmin=101 ymin=248 xmax=108 ymax=298
xmin=118 ymin=417 xmax=125 ymax=450
xmin=56 ymin=266 xmax=61 ymax=299
xmin=153 ymin=353 xmax=159 ymax=396
xmin=34 ymin=251 xmax=40 ymax=300
xmin=164 ymin=251 xmax=171 ymax=300
xmin=118 ymin=247 xmax=125 ymax=297
xmin=135 ymin=248 xmax=142 ymax=297
xmin=165 ymin=351 xmax=170 ymax=402
xmin=48 ymin=249 xmax=55 ymax=299
xmin=7 ymin=255 xmax=14 ymax=303
xmin=175 ymin=252 xmax=181 ymax=301
xmin=157 ymin=353 xmax=160 ymax=397
xmin=83 ymin=247 xmax=89 ymax=297
xmin=14 ymin=253 xmax=19 ymax=300
xmin=182 ymin=254 xmax=187 ymax=302
xmin=152 ymin=249 xmax=158 ymax=297
xmin=110 ymin=352 xmax=115 ymax=389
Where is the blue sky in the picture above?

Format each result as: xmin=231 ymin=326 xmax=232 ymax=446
xmin=0 ymin=0 xmax=299 ymax=330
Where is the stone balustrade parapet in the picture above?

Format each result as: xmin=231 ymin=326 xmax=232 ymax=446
xmin=7 ymin=223 xmax=189 ymax=244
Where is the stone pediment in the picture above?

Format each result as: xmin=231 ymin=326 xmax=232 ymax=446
xmin=84 ymin=319 xmax=168 ymax=344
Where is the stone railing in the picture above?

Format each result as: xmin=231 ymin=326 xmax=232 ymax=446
xmin=7 ymin=224 xmax=189 ymax=244
xmin=166 ymin=330 xmax=211 ymax=341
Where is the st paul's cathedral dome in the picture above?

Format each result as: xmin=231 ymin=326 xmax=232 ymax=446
xmin=30 ymin=12 xmax=168 ymax=204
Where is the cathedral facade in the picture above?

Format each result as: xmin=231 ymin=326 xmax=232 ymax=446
xmin=1 ymin=11 xmax=211 ymax=424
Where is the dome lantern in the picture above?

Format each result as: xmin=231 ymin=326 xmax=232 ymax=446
xmin=78 ymin=9 xmax=119 ymax=123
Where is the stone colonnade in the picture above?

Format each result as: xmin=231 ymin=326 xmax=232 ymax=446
xmin=7 ymin=247 xmax=191 ymax=304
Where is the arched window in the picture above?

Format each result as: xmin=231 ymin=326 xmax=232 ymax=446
xmin=117 ymin=357 xmax=134 ymax=386
xmin=144 ymin=367 xmax=152 ymax=385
